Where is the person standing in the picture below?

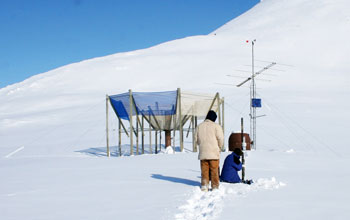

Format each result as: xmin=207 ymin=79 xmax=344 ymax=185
xmin=196 ymin=110 xmax=224 ymax=191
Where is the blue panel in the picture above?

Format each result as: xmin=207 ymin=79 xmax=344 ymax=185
xmin=252 ymin=98 xmax=262 ymax=108
xmin=109 ymin=92 xmax=130 ymax=120
xmin=109 ymin=90 xmax=177 ymax=121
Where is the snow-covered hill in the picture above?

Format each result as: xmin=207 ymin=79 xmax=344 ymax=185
xmin=1 ymin=0 xmax=350 ymax=219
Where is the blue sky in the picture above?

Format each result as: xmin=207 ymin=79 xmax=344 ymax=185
xmin=0 ymin=0 xmax=259 ymax=88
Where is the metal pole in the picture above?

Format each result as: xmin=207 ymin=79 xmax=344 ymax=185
xmin=186 ymin=119 xmax=192 ymax=138
xmin=106 ymin=95 xmax=110 ymax=157
xmin=253 ymin=41 xmax=257 ymax=150
xmin=155 ymin=129 xmax=158 ymax=154
xmin=222 ymin=97 xmax=225 ymax=151
xmin=142 ymin=116 xmax=144 ymax=154
xmin=217 ymin=94 xmax=224 ymax=151
xmin=250 ymin=39 xmax=256 ymax=150
xmin=192 ymin=115 xmax=196 ymax=152
xmin=149 ymin=113 xmax=152 ymax=154
xmin=208 ymin=93 xmax=219 ymax=112
xmin=118 ymin=118 xmax=122 ymax=156
xmin=195 ymin=116 xmax=197 ymax=129
xmin=241 ymin=117 xmax=245 ymax=181
xmin=178 ymin=88 xmax=184 ymax=152
xmin=250 ymin=41 xmax=253 ymax=151
xmin=173 ymin=113 xmax=176 ymax=148
xmin=129 ymin=89 xmax=134 ymax=155
xmin=217 ymin=94 xmax=221 ymax=126
xmin=136 ymin=114 xmax=139 ymax=155
xmin=173 ymin=98 xmax=178 ymax=150
xmin=160 ymin=130 xmax=162 ymax=151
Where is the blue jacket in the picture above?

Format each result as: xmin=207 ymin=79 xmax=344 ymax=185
xmin=220 ymin=152 xmax=242 ymax=183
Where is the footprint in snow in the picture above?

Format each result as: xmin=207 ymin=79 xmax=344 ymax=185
xmin=174 ymin=177 xmax=286 ymax=220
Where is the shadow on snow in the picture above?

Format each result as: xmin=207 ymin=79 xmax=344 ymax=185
xmin=151 ymin=174 xmax=200 ymax=187
xmin=75 ymin=144 xmax=192 ymax=157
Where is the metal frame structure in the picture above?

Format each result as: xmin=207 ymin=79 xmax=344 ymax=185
xmin=105 ymin=88 xmax=225 ymax=157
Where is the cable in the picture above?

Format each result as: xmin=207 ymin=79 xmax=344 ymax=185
xmin=259 ymin=123 xmax=294 ymax=150
xmin=260 ymin=94 xmax=340 ymax=157
xmin=224 ymin=92 xmax=251 ymax=129
xmin=258 ymin=94 xmax=317 ymax=153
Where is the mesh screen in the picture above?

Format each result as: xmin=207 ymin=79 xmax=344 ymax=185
xmin=180 ymin=91 xmax=218 ymax=119
xmin=109 ymin=90 xmax=219 ymax=130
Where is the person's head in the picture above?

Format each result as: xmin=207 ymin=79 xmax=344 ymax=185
xmin=234 ymin=148 xmax=243 ymax=156
xmin=205 ymin=110 xmax=217 ymax=122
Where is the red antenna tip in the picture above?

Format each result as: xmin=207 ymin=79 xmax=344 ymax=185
xmin=246 ymin=40 xmax=249 ymax=43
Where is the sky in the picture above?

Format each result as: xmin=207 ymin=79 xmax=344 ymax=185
xmin=0 ymin=0 xmax=259 ymax=88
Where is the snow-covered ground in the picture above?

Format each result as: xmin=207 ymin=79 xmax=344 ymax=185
xmin=1 ymin=0 xmax=350 ymax=219
xmin=1 ymin=149 xmax=349 ymax=219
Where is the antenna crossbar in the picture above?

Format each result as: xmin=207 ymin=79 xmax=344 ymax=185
xmin=236 ymin=62 xmax=276 ymax=87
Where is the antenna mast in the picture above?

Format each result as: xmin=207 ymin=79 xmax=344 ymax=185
xmin=250 ymin=40 xmax=256 ymax=150
xmin=237 ymin=40 xmax=276 ymax=150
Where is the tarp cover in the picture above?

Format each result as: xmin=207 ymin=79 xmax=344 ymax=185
xmin=109 ymin=91 xmax=177 ymax=120
xmin=109 ymin=90 xmax=218 ymax=130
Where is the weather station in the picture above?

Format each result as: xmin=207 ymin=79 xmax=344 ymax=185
xmin=222 ymin=39 xmax=285 ymax=151
xmin=236 ymin=39 xmax=276 ymax=150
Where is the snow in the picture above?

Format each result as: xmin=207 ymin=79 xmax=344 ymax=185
xmin=165 ymin=146 xmax=175 ymax=154
xmin=175 ymin=177 xmax=285 ymax=220
xmin=1 ymin=0 xmax=350 ymax=219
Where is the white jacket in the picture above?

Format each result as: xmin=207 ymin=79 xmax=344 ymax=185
xmin=196 ymin=119 xmax=224 ymax=160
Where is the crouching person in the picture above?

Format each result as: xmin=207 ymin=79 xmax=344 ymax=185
xmin=196 ymin=110 xmax=224 ymax=192
xmin=220 ymin=148 xmax=253 ymax=184
xmin=220 ymin=148 xmax=243 ymax=183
